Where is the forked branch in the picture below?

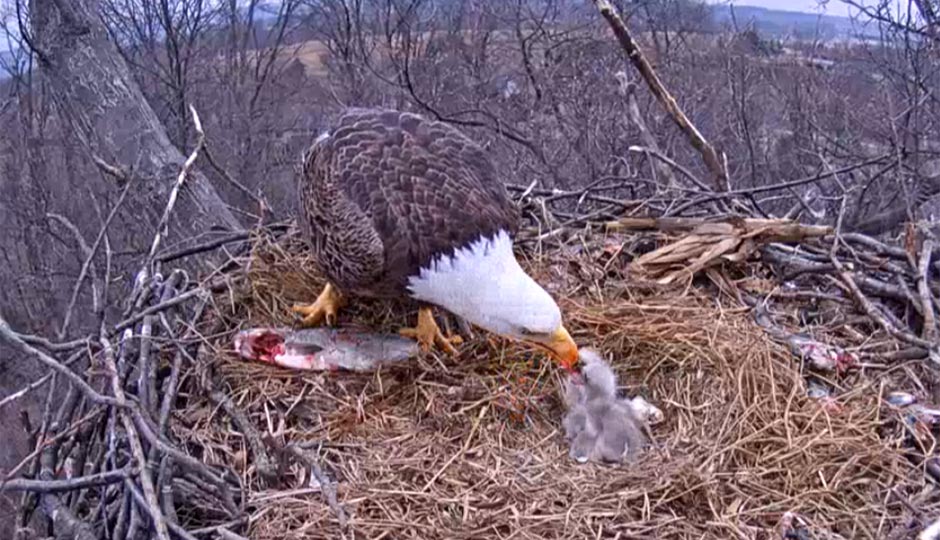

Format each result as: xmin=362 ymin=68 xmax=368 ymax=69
xmin=592 ymin=0 xmax=729 ymax=191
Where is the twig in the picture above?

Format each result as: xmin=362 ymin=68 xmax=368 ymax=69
xmin=606 ymin=216 xmax=832 ymax=240
xmin=917 ymin=238 xmax=937 ymax=341
xmin=202 ymin=139 xmax=265 ymax=210
xmin=59 ymin=179 xmax=133 ymax=339
xmin=100 ymin=336 xmax=172 ymax=540
xmin=0 ymin=373 xmax=53 ymax=411
xmin=0 ymin=315 xmax=117 ymax=406
xmin=843 ymin=232 xmax=915 ymax=260
xmin=670 ymin=154 xmax=891 ymax=215
xmin=125 ymin=479 xmax=200 ymax=540
xmin=17 ymin=333 xmax=91 ymax=352
xmin=281 ymin=443 xmax=348 ymax=529
xmin=138 ymin=314 xmax=157 ymax=417
xmin=38 ymin=491 xmax=97 ymax=540
xmin=158 ymin=232 xmax=253 ymax=264
xmin=157 ymin=318 xmax=186 ymax=433
xmin=627 ymin=145 xmax=712 ymax=192
xmin=1 ymin=468 xmax=134 ymax=493
xmin=0 ymin=348 xmax=87 ymax=411
xmin=92 ymin=154 xmax=134 ymax=185
xmin=619 ymin=79 xmax=681 ymax=190
xmin=159 ymin=223 xmax=289 ymax=266
xmin=47 ymin=213 xmax=101 ymax=326
xmin=829 ymin=252 xmax=936 ymax=351
xmin=593 ymin=0 xmax=728 ymax=191
xmin=129 ymin=407 xmax=239 ymax=515
xmin=142 ymin=105 xmax=214 ymax=281
xmin=1 ymin=409 xmax=102 ymax=489
xmin=113 ymin=286 xmax=208 ymax=334
xmin=205 ymin=364 xmax=279 ymax=485
xmin=216 ymin=528 xmax=251 ymax=540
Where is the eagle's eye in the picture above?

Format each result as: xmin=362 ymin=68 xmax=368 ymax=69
xmin=518 ymin=326 xmax=542 ymax=337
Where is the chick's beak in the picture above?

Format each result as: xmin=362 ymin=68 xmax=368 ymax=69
xmin=543 ymin=325 xmax=579 ymax=370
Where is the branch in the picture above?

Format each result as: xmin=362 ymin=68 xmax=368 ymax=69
xmin=917 ymin=238 xmax=937 ymax=341
xmin=125 ymin=479 xmax=200 ymax=540
xmin=592 ymin=0 xmax=728 ymax=191
xmin=829 ymin=251 xmax=937 ymax=352
xmin=620 ymin=80 xmax=681 ymax=190
xmin=280 ymin=443 xmax=347 ymax=529
xmin=59 ymin=179 xmax=133 ymax=339
xmin=100 ymin=336 xmax=172 ymax=540
xmin=0 ymin=316 xmax=118 ymax=406
xmin=38 ymin=491 xmax=97 ymax=540
xmin=142 ymin=105 xmax=211 ymax=279
xmin=205 ymin=365 xmax=279 ymax=485
xmin=627 ymin=146 xmax=712 ymax=192
xmin=1 ymin=468 xmax=133 ymax=493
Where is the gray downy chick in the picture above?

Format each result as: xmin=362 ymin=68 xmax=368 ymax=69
xmin=562 ymin=349 xmax=648 ymax=464
xmin=562 ymin=376 xmax=600 ymax=462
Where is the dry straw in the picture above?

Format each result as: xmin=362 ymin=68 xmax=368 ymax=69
xmin=171 ymin=228 xmax=936 ymax=539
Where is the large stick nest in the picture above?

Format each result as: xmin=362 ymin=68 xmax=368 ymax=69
xmin=174 ymin=226 xmax=937 ymax=539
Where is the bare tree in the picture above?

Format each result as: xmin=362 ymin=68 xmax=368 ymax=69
xmin=28 ymin=0 xmax=242 ymax=250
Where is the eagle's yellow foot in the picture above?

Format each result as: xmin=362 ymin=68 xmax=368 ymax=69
xmin=291 ymin=283 xmax=345 ymax=327
xmin=399 ymin=307 xmax=463 ymax=355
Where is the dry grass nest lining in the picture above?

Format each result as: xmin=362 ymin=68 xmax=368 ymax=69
xmin=174 ymin=232 xmax=934 ymax=540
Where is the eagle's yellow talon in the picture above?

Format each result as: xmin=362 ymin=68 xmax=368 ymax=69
xmin=292 ymin=283 xmax=344 ymax=327
xmin=399 ymin=307 xmax=461 ymax=356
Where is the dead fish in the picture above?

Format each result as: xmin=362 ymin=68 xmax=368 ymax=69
xmin=886 ymin=391 xmax=917 ymax=407
xmin=910 ymin=405 xmax=940 ymax=424
xmin=233 ymin=327 xmax=419 ymax=371
xmin=752 ymin=304 xmax=857 ymax=372
xmin=806 ymin=379 xmax=831 ymax=399
xmin=788 ymin=333 xmax=858 ymax=372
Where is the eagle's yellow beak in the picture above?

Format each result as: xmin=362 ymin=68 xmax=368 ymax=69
xmin=527 ymin=325 xmax=579 ymax=371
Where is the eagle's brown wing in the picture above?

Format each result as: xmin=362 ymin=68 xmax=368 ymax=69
xmin=298 ymin=108 xmax=520 ymax=298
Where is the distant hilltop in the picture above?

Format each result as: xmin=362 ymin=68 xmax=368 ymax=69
xmin=0 ymin=0 xmax=888 ymax=84
xmin=709 ymin=4 xmax=882 ymax=41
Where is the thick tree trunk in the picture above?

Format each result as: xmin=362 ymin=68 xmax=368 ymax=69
xmin=31 ymin=0 xmax=242 ymax=249
xmin=1 ymin=5 xmax=243 ymax=537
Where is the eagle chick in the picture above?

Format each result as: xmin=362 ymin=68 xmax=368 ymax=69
xmin=562 ymin=349 xmax=653 ymax=464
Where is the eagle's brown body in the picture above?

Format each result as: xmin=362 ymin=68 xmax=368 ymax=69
xmin=297 ymin=108 xmax=520 ymax=299
xmin=292 ymin=108 xmax=579 ymax=368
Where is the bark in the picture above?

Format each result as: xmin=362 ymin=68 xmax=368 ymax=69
xmin=30 ymin=0 xmax=242 ymax=257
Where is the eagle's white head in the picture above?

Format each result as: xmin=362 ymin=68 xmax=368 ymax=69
xmin=407 ymin=230 xmax=579 ymax=368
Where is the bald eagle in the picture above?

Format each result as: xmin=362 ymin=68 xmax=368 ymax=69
xmin=293 ymin=108 xmax=578 ymax=369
